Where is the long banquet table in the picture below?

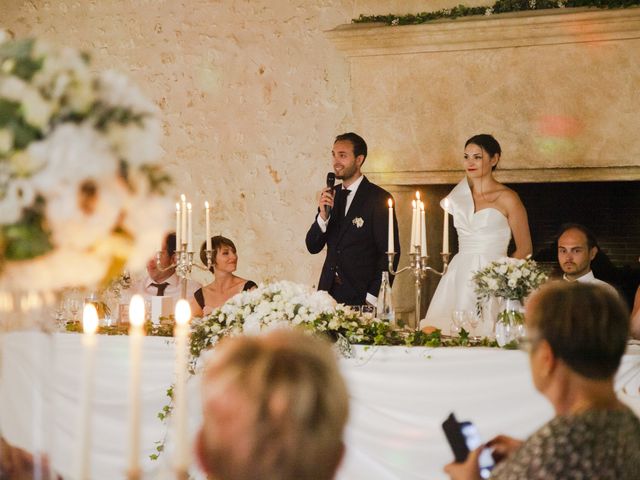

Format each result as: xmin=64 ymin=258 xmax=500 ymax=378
xmin=1 ymin=331 xmax=639 ymax=479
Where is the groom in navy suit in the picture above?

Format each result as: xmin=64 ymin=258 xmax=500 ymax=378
xmin=305 ymin=132 xmax=400 ymax=305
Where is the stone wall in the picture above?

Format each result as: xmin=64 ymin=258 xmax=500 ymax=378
xmin=1 ymin=0 xmax=364 ymax=287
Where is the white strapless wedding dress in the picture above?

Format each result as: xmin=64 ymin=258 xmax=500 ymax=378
xmin=422 ymin=179 xmax=511 ymax=332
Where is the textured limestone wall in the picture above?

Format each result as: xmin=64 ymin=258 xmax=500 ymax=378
xmin=1 ymin=0 xmax=363 ymax=287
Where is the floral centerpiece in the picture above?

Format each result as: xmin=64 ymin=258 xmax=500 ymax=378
xmin=472 ymin=256 xmax=548 ymax=345
xmin=190 ymin=280 xmax=372 ymax=360
xmin=0 ymin=33 xmax=171 ymax=298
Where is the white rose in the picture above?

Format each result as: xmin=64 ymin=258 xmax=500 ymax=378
xmin=0 ymin=76 xmax=27 ymax=101
xmin=29 ymin=123 xmax=118 ymax=194
xmin=508 ymin=278 xmax=518 ymax=288
xmin=0 ymin=178 xmax=36 ymax=223
xmin=22 ymin=87 xmax=54 ymax=129
xmin=0 ymin=128 xmax=13 ymax=154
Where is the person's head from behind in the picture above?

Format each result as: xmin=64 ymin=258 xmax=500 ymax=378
xmin=332 ymin=132 xmax=367 ymax=182
xmin=200 ymin=236 xmax=237 ymax=273
xmin=146 ymin=232 xmax=177 ymax=281
xmin=524 ymin=281 xmax=629 ymax=395
xmin=556 ymin=223 xmax=598 ymax=280
xmin=197 ymin=329 xmax=349 ymax=480
xmin=464 ymin=134 xmax=501 ymax=175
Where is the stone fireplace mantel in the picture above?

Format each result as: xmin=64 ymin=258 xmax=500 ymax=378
xmin=327 ymin=8 xmax=640 ymax=57
xmin=326 ymin=7 xmax=640 ymax=186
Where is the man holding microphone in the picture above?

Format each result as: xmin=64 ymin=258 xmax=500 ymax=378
xmin=305 ymin=132 xmax=400 ymax=305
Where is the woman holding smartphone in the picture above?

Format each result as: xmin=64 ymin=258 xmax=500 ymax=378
xmin=444 ymin=282 xmax=640 ymax=479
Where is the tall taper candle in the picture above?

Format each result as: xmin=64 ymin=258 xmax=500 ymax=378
xmin=420 ymin=201 xmax=427 ymax=257
xmin=180 ymin=194 xmax=187 ymax=247
xmin=387 ymin=199 xmax=394 ymax=254
xmin=443 ymin=198 xmax=450 ymax=254
xmin=205 ymin=201 xmax=211 ymax=251
xmin=410 ymin=200 xmax=417 ymax=254
xmin=175 ymin=203 xmax=181 ymax=250
xmin=174 ymin=299 xmax=191 ymax=473
xmin=75 ymin=303 xmax=99 ymax=480
xmin=127 ymin=295 xmax=145 ymax=478
xmin=187 ymin=203 xmax=193 ymax=252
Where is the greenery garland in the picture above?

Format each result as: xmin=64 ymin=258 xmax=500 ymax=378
xmin=353 ymin=0 xmax=640 ymax=25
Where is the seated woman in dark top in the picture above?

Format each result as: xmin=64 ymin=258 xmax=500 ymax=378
xmin=190 ymin=236 xmax=257 ymax=317
xmin=445 ymin=281 xmax=640 ymax=480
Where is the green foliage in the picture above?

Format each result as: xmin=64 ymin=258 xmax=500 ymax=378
xmin=1 ymin=202 xmax=52 ymax=261
xmin=353 ymin=0 xmax=640 ymax=25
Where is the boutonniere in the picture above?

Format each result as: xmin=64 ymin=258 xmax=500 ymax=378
xmin=352 ymin=217 xmax=364 ymax=228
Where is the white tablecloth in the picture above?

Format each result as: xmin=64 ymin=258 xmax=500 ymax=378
xmin=2 ymin=332 xmax=639 ymax=479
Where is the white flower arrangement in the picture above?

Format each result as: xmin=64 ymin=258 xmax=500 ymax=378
xmin=472 ymin=256 xmax=548 ymax=305
xmin=0 ymin=35 xmax=171 ymax=293
xmin=189 ymin=280 xmax=381 ymax=359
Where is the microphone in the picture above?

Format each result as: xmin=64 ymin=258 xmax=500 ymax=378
xmin=325 ymin=172 xmax=336 ymax=217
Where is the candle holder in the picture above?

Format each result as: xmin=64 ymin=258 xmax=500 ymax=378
xmin=387 ymin=246 xmax=451 ymax=331
xmin=155 ymin=244 xmax=215 ymax=298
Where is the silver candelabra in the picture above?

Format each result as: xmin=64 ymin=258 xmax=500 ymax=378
xmin=156 ymin=244 xmax=214 ymax=298
xmin=387 ymin=245 xmax=450 ymax=330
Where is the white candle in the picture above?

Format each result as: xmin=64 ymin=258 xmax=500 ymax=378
xmin=128 ymin=295 xmax=145 ymax=477
xmin=187 ymin=203 xmax=193 ymax=253
xmin=443 ymin=198 xmax=450 ymax=254
xmin=414 ymin=191 xmax=422 ymax=254
xmin=205 ymin=201 xmax=211 ymax=251
xmin=420 ymin=201 xmax=427 ymax=257
xmin=410 ymin=200 xmax=417 ymax=254
xmin=173 ymin=299 xmax=191 ymax=472
xmin=75 ymin=303 xmax=99 ymax=480
xmin=175 ymin=202 xmax=181 ymax=251
xmin=387 ymin=199 xmax=394 ymax=254
xmin=180 ymin=194 xmax=187 ymax=248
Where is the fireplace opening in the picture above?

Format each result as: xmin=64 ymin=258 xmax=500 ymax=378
xmin=420 ymin=181 xmax=640 ymax=310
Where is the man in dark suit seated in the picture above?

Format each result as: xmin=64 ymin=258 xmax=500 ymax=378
xmin=305 ymin=132 xmax=400 ymax=305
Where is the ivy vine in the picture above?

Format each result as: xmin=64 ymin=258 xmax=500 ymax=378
xmin=353 ymin=0 xmax=640 ymax=25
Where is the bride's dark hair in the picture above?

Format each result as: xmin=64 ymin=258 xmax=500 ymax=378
xmin=465 ymin=134 xmax=501 ymax=171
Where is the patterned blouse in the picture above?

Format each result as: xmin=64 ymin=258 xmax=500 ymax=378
xmin=492 ymin=407 xmax=640 ymax=480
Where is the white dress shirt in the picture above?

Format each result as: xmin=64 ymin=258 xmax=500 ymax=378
xmin=316 ymin=174 xmax=365 ymax=232
xmin=132 ymin=272 xmax=200 ymax=301
xmin=563 ymin=270 xmax=618 ymax=295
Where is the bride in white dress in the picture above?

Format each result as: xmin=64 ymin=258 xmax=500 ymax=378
xmin=422 ymin=134 xmax=532 ymax=332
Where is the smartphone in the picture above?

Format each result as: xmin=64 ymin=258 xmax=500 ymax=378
xmin=442 ymin=413 xmax=495 ymax=479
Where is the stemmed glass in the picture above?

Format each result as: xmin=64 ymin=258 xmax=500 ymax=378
xmin=451 ymin=310 xmax=473 ymax=337
xmin=64 ymin=290 xmax=82 ymax=323
xmin=467 ymin=311 xmax=481 ymax=341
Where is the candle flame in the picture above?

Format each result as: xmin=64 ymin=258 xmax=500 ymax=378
xmin=176 ymin=202 xmax=180 ymax=211
xmin=412 ymin=199 xmax=417 ymax=208
xmin=175 ymin=299 xmax=191 ymax=326
xmin=420 ymin=201 xmax=425 ymax=210
xmin=416 ymin=191 xmax=421 ymax=200
xmin=443 ymin=198 xmax=449 ymax=209
xmin=205 ymin=200 xmax=210 ymax=209
xmin=83 ymin=303 xmax=99 ymax=335
xmin=129 ymin=294 xmax=145 ymax=328
xmin=187 ymin=202 xmax=192 ymax=210
xmin=180 ymin=193 xmax=186 ymax=202
xmin=388 ymin=198 xmax=393 ymax=208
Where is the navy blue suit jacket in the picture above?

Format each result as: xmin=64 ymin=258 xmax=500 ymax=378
xmin=305 ymin=176 xmax=400 ymax=305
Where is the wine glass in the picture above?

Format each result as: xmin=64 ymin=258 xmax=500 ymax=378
xmin=64 ymin=290 xmax=82 ymax=323
xmin=467 ymin=311 xmax=481 ymax=340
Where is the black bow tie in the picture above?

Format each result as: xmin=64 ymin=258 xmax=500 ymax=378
xmin=150 ymin=282 xmax=169 ymax=296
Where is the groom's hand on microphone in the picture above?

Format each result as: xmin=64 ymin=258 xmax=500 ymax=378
xmin=318 ymin=187 xmax=335 ymax=221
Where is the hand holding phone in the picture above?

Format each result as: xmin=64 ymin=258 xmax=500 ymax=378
xmin=442 ymin=413 xmax=495 ymax=479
